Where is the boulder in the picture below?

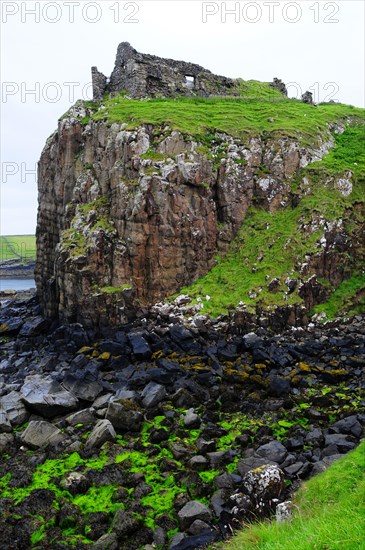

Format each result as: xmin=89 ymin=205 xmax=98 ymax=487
xmin=187 ymin=519 xmax=211 ymax=535
xmin=62 ymin=372 xmax=103 ymax=402
xmin=106 ymin=400 xmax=143 ymax=432
xmin=183 ymin=409 xmax=201 ymax=428
xmin=331 ymin=415 xmax=363 ymax=438
xmin=21 ymin=375 xmax=79 ymax=418
xmin=0 ymin=409 xmax=12 ymax=433
xmin=323 ymin=434 xmax=356 ymax=454
xmin=268 ymin=377 xmax=291 ymax=397
xmin=0 ymin=433 xmax=14 ymax=452
xmin=141 ymin=382 xmax=167 ymax=409
xmin=60 ymin=472 xmax=90 ymax=495
xmin=255 ymin=440 xmax=288 ymax=464
xmin=178 ymin=500 xmax=212 ymax=531
xmin=20 ymin=420 xmax=63 ymax=449
xmin=19 ymin=316 xmax=48 ymax=337
xmin=85 ymin=419 xmax=116 ymax=450
xmin=128 ymin=332 xmax=151 ymax=359
xmin=92 ymin=533 xmax=118 ymax=550
xmin=1 ymin=391 xmax=29 ymax=427
xmin=231 ymin=463 xmax=284 ymax=520
xmin=65 ymin=408 xmax=95 ymax=426
xmin=111 ymin=509 xmax=142 ymax=538
xmin=172 ymin=530 xmax=219 ymax=549
xmin=0 ymin=317 xmax=24 ymax=334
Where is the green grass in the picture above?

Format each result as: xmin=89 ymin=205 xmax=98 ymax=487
xmin=90 ymin=92 xmax=363 ymax=147
xmin=312 ymin=274 xmax=365 ymax=320
xmin=0 ymin=235 xmax=36 ymax=262
xmin=218 ymin=440 xmax=365 ymax=550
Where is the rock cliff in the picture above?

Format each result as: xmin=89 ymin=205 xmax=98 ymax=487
xmin=36 ymin=46 xmax=364 ymax=330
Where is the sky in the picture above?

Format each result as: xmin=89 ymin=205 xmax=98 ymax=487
xmin=1 ymin=0 xmax=364 ymax=235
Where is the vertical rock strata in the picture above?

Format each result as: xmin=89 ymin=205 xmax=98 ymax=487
xmin=36 ymin=105 xmax=335 ymax=328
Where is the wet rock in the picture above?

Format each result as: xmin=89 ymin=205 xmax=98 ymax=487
xmin=128 ymin=332 xmax=152 ymax=359
xmin=305 ymin=427 xmax=324 ymax=446
xmin=323 ymin=433 xmax=356 ymax=454
xmin=65 ymin=407 xmax=95 ymax=426
xmin=283 ymin=461 xmax=305 ymax=477
xmin=173 ymin=529 xmax=219 ymax=549
xmin=170 ymin=533 xmax=186 ymax=549
xmin=85 ymin=419 xmax=116 ymax=449
xmin=210 ymin=489 xmax=226 ymax=518
xmin=141 ymin=382 xmax=167 ymax=409
xmin=237 ymin=456 xmax=275 ymax=476
xmin=61 ymin=471 xmax=90 ymax=495
xmin=214 ymin=472 xmax=236 ymax=489
xmin=268 ymin=377 xmax=291 ymax=397
xmin=0 ymin=359 xmax=16 ymax=374
xmin=0 ymin=410 xmax=12 ymax=433
xmin=0 ymin=317 xmax=24 ymax=334
xmin=183 ymin=409 xmax=201 ymax=428
xmin=106 ymin=399 xmax=143 ymax=432
xmin=255 ymin=440 xmax=288 ymax=464
xmin=153 ymin=526 xmax=167 ymax=547
xmin=285 ymin=436 xmax=304 ymax=451
xmin=111 ymin=509 xmax=142 ymax=538
xmin=189 ymin=455 xmax=208 ymax=471
xmin=331 ymin=415 xmax=363 ymax=438
xmin=62 ymin=371 xmax=103 ymax=402
xmin=178 ymin=500 xmax=212 ymax=530
xmin=19 ymin=316 xmax=48 ymax=337
xmin=20 ymin=420 xmax=64 ymax=449
xmin=187 ymin=519 xmax=211 ymax=535
xmin=0 ymin=432 xmax=14 ymax=452
xmin=311 ymin=454 xmax=343 ymax=476
xmin=92 ymin=532 xmax=118 ymax=549
xmin=21 ymin=375 xmax=79 ymax=418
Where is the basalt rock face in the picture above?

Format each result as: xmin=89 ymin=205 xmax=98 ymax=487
xmin=36 ymin=102 xmax=337 ymax=328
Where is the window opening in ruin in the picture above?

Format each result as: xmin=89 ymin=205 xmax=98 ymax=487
xmin=185 ymin=76 xmax=194 ymax=89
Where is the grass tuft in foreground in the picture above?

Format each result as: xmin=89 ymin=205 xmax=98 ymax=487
xmin=217 ymin=439 xmax=365 ymax=550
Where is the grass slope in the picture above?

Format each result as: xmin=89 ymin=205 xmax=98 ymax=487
xmin=0 ymin=235 xmax=36 ymax=262
xmin=86 ymin=81 xmax=363 ymax=147
xmin=218 ymin=439 xmax=365 ymax=550
xmin=177 ymin=124 xmax=365 ymax=319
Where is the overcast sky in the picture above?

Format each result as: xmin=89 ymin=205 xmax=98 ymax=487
xmin=1 ymin=0 xmax=364 ymax=235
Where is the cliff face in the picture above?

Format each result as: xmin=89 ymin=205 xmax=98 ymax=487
xmin=36 ymin=99 xmax=349 ymax=328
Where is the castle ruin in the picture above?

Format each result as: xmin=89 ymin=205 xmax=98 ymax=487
xmin=91 ymin=42 xmax=237 ymax=101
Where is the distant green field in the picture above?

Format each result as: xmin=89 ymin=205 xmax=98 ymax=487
xmin=0 ymin=235 xmax=36 ymax=262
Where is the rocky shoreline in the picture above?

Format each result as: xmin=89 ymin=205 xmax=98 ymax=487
xmin=0 ymin=295 xmax=364 ymax=549
xmin=0 ymin=259 xmax=35 ymax=279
